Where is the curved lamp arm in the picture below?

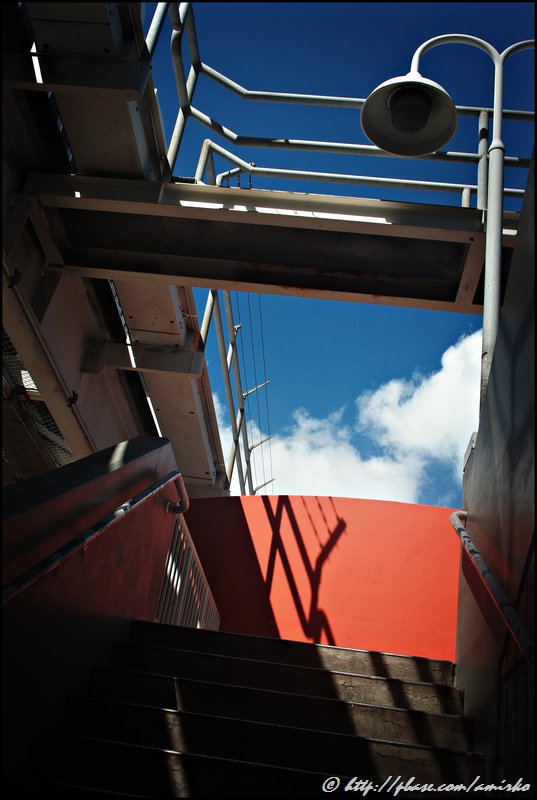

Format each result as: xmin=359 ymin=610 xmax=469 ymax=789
xmin=410 ymin=34 xmax=534 ymax=408
xmin=411 ymin=33 xmax=501 ymax=73
xmin=410 ymin=35 xmax=534 ymax=143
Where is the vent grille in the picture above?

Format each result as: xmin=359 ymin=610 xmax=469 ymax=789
xmin=3 ymin=328 xmax=73 ymax=485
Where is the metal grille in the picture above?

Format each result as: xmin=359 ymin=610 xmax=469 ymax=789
xmin=156 ymin=514 xmax=220 ymax=631
xmin=2 ymin=328 xmax=73 ymax=484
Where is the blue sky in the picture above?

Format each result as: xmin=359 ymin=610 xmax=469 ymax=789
xmin=144 ymin=3 xmax=534 ymax=506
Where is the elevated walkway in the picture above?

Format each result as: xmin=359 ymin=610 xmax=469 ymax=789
xmin=17 ymin=173 xmax=517 ymax=313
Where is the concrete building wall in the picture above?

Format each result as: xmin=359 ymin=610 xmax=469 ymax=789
xmin=455 ymin=157 xmax=534 ymax=781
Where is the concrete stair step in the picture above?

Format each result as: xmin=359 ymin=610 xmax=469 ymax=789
xmin=88 ymin=667 xmax=472 ymax=751
xmin=129 ymin=621 xmax=455 ymax=686
xmin=63 ymin=695 xmax=478 ymax=778
xmin=31 ymin=734 xmax=354 ymax=797
xmin=2 ymin=774 xmax=148 ymax=798
xmin=109 ymin=642 xmax=464 ymax=715
xmin=34 ymin=732 xmax=484 ymax=794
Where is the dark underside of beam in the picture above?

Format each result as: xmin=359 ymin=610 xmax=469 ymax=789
xmin=47 ymin=207 xmax=512 ymax=310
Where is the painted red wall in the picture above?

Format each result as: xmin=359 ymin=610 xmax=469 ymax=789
xmin=186 ymin=495 xmax=461 ymax=662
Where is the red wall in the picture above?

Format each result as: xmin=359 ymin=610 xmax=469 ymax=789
xmin=186 ymin=495 xmax=461 ymax=662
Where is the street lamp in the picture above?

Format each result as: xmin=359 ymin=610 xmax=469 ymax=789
xmin=361 ymin=34 xmax=534 ymax=409
xmin=361 ymin=73 xmax=458 ymax=156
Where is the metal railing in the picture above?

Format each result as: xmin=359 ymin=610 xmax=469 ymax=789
xmin=449 ymin=511 xmax=534 ymax=670
xmin=144 ymin=3 xmax=533 ymax=208
xmin=199 ymin=289 xmax=273 ymax=496
xmin=156 ymin=464 xmax=220 ymax=629
xmin=156 ymin=508 xmax=220 ymax=629
xmin=3 ymin=470 xmax=181 ymax=604
xmin=3 ymin=468 xmax=220 ymax=631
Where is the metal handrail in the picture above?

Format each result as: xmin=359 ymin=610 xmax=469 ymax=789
xmin=193 ymin=138 xmax=525 ymax=198
xmin=156 ymin=2 xmax=533 ymax=202
xmin=3 ymin=470 xmax=182 ymax=604
xmin=166 ymin=471 xmax=190 ymax=514
xmin=187 ymin=106 xmax=531 ymax=167
xmin=450 ymin=511 xmax=535 ymax=670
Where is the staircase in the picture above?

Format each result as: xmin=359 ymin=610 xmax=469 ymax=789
xmin=4 ymin=622 xmax=484 ymax=797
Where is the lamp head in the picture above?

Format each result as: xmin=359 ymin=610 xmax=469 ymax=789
xmin=360 ymin=73 xmax=457 ymax=156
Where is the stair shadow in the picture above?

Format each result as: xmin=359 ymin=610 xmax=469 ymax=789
xmin=258 ymin=494 xmax=465 ymax=771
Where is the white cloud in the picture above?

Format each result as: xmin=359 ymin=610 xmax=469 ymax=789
xmin=263 ymin=409 xmax=423 ymax=502
xmin=213 ymin=330 xmax=482 ymax=505
xmin=356 ymin=330 xmax=481 ymax=478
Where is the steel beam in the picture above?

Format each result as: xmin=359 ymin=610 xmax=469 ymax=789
xmin=81 ymin=340 xmax=205 ymax=376
xmin=19 ymin=173 xmax=520 ymax=314
xmin=3 ymin=54 xmax=152 ymax=100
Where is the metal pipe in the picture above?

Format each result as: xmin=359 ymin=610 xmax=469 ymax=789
xmin=168 ymin=2 xmax=189 ymax=32
xmin=254 ymin=478 xmax=275 ymax=494
xmin=170 ymin=28 xmax=191 ymax=109
xmin=477 ymin=110 xmax=489 ymax=211
xmin=197 ymin=62 xmax=534 ymax=121
xmin=411 ymin=33 xmax=501 ymax=73
xmin=200 ymin=62 xmax=363 ymax=108
xmin=480 ymin=39 xmax=533 ymax=408
xmin=164 ymin=8 xmax=531 ymax=184
xmin=461 ymin=187 xmax=471 ymax=207
xmin=185 ymin=3 xmax=202 ymax=69
xmin=213 ymin=164 xmax=522 ymax=197
xmin=250 ymin=434 xmax=273 ymax=451
xmin=167 ymin=3 xmax=200 ymax=173
xmin=188 ymin=106 xmax=529 ymax=167
xmin=212 ymin=292 xmax=246 ymax=495
xmin=206 ymin=150 xmax=216 ymax=186
xmin=480 ymin=58 xmax=505 ymax=408
xmin=216 ymin=167 xmax=241 ymax=186
xmin=173 ymin=472 xmax=190 ymax=513
xmin=243 ymin=381 xmax=270 ymax=399
xmin=223 ymin=290 xmax=254 ymax=494
xmin=408 ymin=34 xmax=534 ymax=409
xmin=168 ymin=66 xmax=198 ymax=174
xmin=199 ymin=289 xmax=215 ymax=346
xmin=145 ymin=3 xmax=170 ymax=60
xmin=242 ymin=164 xmax=485 ymax=192
xmin=456 ymin=106 xmax=533 ymax=122
xmin=450 ymin=512 xmax=534 ymax=669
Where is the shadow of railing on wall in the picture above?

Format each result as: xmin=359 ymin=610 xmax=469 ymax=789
xmin=261 ymin=494 xmax=347 ymax=645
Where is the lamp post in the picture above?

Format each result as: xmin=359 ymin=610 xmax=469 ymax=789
xmin=361 ymin=34 xmax=534 ymax=410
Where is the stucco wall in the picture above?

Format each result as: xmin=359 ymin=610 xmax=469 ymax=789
xmin=3 ymin=437 xmax=179 ymax=771
xmin=187 ymin=495 xmax=460 ymax=662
